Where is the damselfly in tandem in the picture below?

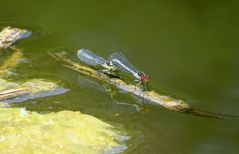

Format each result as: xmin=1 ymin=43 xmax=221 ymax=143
xmin=109 ymin=52 xmax=150 ymax=90
xmin=77 ymin=49 xmax=150 ymax=90
xmin=77 ymin=49 xmax=117 ymax=76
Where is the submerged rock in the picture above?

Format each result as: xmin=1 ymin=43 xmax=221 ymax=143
xmin=0 ymin=108 xmax=128 ymax=153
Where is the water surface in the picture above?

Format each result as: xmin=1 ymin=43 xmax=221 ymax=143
xmin=1 ymin=1 xmax=239 ymax=153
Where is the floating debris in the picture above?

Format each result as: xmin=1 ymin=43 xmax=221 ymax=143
xmin=0 ymin=79 xmax=69 ymax=103
xmin=0 ymin=29 xmax=68 ymax=103
xmin=0 ymin=26 xmax=31 ymax=49
xmin=51 ymin=51 xmax=238 ymax=119
xmin=0 ymin=108 xmax=128 ymax=153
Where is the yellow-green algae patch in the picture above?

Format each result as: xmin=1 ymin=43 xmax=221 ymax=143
xmin=0 ymin=79 xmax=68 ymax=103
xmin=0 ymin=48 xmax=24 ymax=78
xmin=0 ymin=79 xmax=59 ymax=92
xmin=0 ymin=108 xmax=128 ymax=153
xmin=0 ymin=79 xmax=18 ymax=91
xmin=21 ymin=79 xmax=59 ymax=93
xmin=0 ymin=48 xmax=23 ymax=71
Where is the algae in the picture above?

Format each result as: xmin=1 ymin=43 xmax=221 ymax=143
xmin=0 ymin=48 xmax=24 ymax=78
xmin=0 ymin=48 xmax=23 ymax=70
xmin=0 ymin=108 xmax=128 ymax=154
xmin=21 ymin=79 xmax=60 ymax=93
xmin=0 ymin=78 xmax=69 ymax=103
xmin=0 ymin=79 xmax=18 ymax=91
xmin=0 ymin=27 xmax=68 ymax=103
xmin=0 ymin=26 xmax=129 ymax=153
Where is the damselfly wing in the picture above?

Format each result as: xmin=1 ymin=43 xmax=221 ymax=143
xmin=109 ymin=52 xmax=140 ymax=79
xmin=77 ymin=49 xmax=107 ymax=66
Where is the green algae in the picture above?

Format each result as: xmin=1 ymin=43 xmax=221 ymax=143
xmin=0 ymin=78 xmax=60 ymax=93
xmin=0 ymin=78 xmax=68 ymax=103
xmin=0 ymin=49 xmax=23 ymax=70
xmin=21 ymin=79 xmax=61 ymax=93
xmin=0 ymin=79 xmax=18 ymax=91
xmin=0 ymin=108 xmax=128 ymax=153
xmin=0 ymin=27 xmax=128 ymax=153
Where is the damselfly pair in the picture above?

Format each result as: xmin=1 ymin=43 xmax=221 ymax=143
xmin=77 ymin=49 xmax=150 ymax=90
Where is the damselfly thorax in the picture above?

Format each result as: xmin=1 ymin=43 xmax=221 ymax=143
xmin=77 ymin=49 xmax=118 ymax=76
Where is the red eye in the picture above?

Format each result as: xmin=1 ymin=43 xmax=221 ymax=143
xmin=141 ymin=76 xmax=150 ymax=81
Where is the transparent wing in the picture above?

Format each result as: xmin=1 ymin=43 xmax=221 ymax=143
xmin=109 ymin=52 xmax=139 ymax=78
xmin=77 ymin=49 xmax=106 ymax=66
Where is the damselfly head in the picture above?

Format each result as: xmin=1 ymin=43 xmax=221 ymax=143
xmin=140 ymin=75 xmax=150 ymax=82
xmin=138 ymin=72 xmax=150 ymax=82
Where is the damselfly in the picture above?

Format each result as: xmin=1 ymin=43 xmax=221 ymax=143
xmin=77 ymin=49 xmax=117 ymax=75
xmin=109 ymin=52 xmax=150 ymax=90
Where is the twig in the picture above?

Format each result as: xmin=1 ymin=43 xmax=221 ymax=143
xmin=50 ymin=52 xmax=238 ymax=119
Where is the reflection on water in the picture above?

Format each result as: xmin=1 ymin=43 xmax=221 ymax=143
xmin=0 ymin=0 xmax=239 ymax=153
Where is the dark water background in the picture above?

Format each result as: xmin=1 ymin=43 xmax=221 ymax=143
xmin=1 ymin=0 xmax=239 ymax=153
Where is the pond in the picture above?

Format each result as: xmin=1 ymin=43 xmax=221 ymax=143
xmin=0 ymin=0 xmax=239 ymax=153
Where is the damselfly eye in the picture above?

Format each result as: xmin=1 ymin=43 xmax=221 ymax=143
xmin=140 ymin=76 xmax=150 ymax=82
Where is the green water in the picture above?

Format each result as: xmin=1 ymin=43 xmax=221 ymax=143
xmin=1 ymin=0 xmax=239 ymax=153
